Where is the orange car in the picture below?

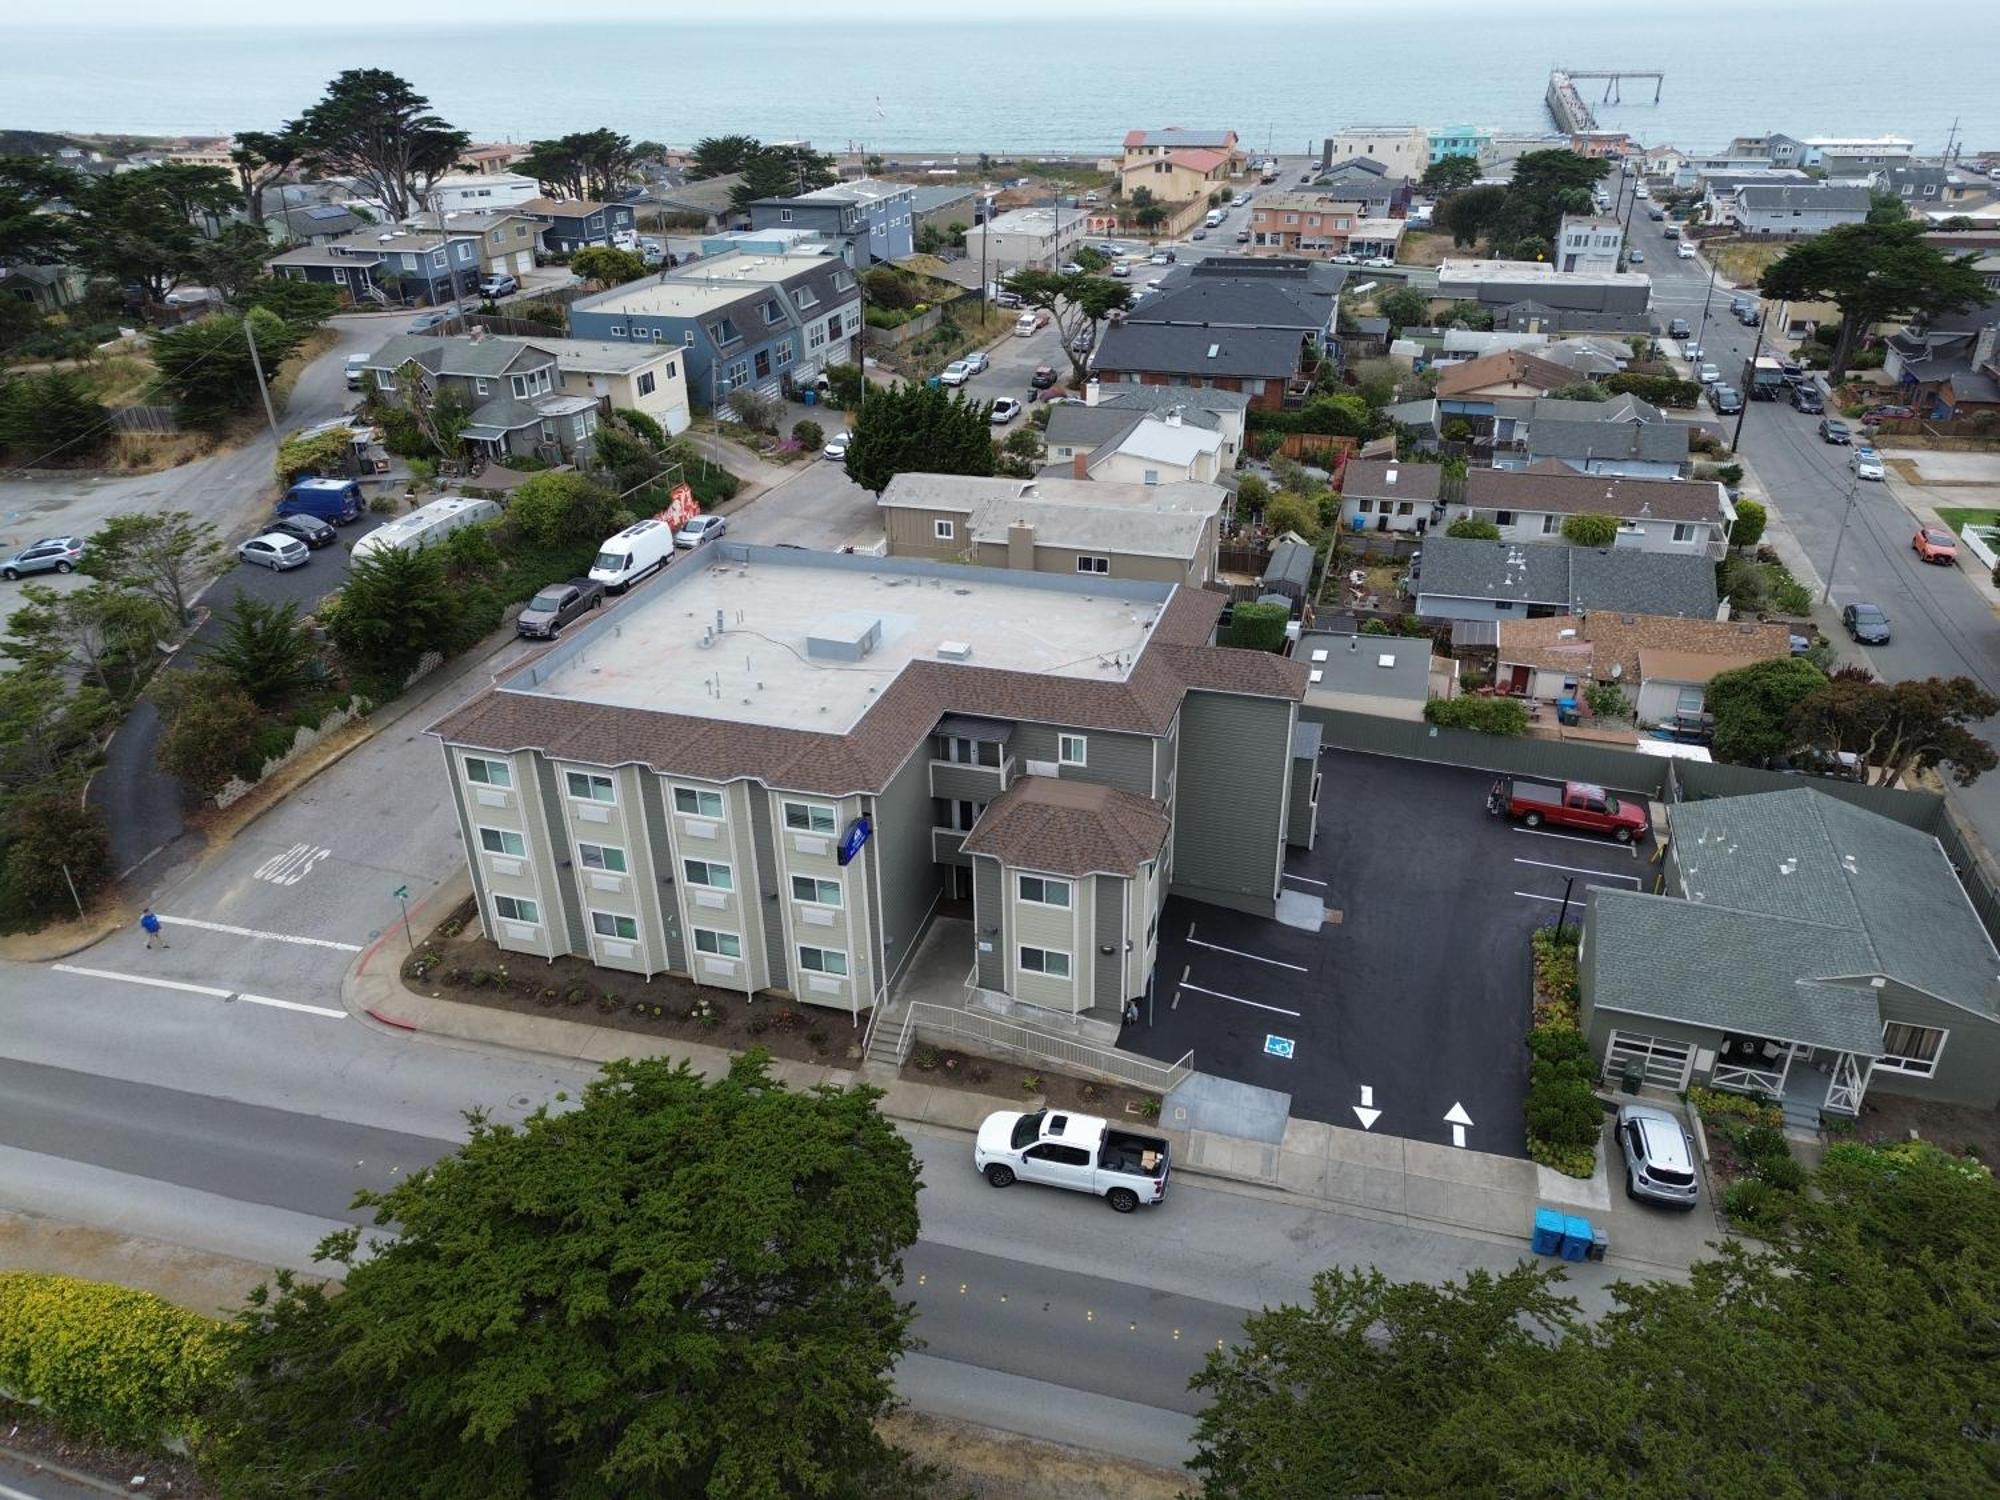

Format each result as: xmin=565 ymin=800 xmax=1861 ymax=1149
xmin=1913 ymin=527 xmax=1959 ymax=565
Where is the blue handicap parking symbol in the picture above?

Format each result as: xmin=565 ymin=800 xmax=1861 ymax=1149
xmin=1263 ymin=1034 xmax=1296 ymax=1060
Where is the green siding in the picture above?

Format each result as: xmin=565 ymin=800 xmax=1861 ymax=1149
xmin=1872 ymin=980 xmax=2000 ymax=1110
xmin=1094 ymin=873 xmax=1126 ymax=1005
xmin=868 ymin=746 xmax=944 ymax=993
xmin=1012 ymin=721 xmax=1154 ymax=797
xmin=973 ymin=854 xmax=1005 ymax=989
xmin=930 ymin=760 xmax=1010 ymax=804
xmin=748 ymin=794 xmax=789 ymax=991
xmin=443 ymin=744 xmax=491 ymax=928
xmin=1172 ymin=691 xmax=1293 ymax=916
xmin=532 ymin=755 xmax=589 ymax=956
xmin=638 ymin=775 xmax=688 ymax=973
xmin=1287 ymin=752 xmax=1317 ymax=849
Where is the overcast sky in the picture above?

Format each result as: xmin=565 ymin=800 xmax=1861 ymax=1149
xmin=0 ymin=0 xmax=1427 ymax=23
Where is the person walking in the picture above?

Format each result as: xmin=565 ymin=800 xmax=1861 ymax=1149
xmin=139 ymin=906 xmax=169 ymax=950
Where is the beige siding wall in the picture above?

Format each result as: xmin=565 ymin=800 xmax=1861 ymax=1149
xmin=1089 ymin=449 xmax=1221 ymax=487
xmin=455 ymin=748 xmax=558 ymax=961
xmin=557 ymin=357 xmax=691 ymax=437
xmin=1008 ymin=868 xmax=1087 ymax=1013
xmin=882 ymin=505 xmax=971 ymax=558
xmin=665 ymin=775 xmax=759 ymax=994
xmin=770 ymin=790 xmax=871 ymax=1015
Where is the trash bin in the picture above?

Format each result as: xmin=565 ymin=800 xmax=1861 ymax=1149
xmin=1531 ymin=1207 xmax=1566 ymax=1257
xmin=1561 ymin=1216 xmax=1593 ymax=1262
xmin=1620 ymin=1062 xmax=1644 ymax=1094
xmin=801 ymin=389 xmax=817 ymax=407
xmin=1588 ymin=1226 xmax=1609 ymax=1262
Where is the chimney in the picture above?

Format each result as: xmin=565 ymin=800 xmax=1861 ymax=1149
xmin=1008 ymin=522 xmax=1035 ymax=570
xmin=1166 ymin=407 xmax=1183 ymax=427
xmin=1085 ymin=378 xmax=1101 ymax=406
xmin=1072 ymin=451 xmax=1089 ymax=479
xmin=1976 ymin=323 xmax=1999 ymax=371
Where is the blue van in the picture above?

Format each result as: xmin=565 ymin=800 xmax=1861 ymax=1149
xmin=277 ymin=477 xmax=363 ymax=525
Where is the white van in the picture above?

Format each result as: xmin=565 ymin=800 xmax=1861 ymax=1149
xmin=588 ymin=517 xmax=677 ymax=593
xmin=1014 ymin=311 xmax=1039 ymax=337
xmin=1205 ymin=209 xmax=1225 ymax=229
xmin=348 ymin=496 xmax=501 ymax=567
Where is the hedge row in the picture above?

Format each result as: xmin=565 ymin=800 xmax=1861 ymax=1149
xmin=1525 ymin=927 xmax=1598 ymax=1177
xmin=0 ymin=1273 xmax=232 ymax=1449
xmin=1423 ymin=696 xmax=1528 ymax=735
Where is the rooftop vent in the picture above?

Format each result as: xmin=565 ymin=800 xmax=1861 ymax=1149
xmin=806 ymin=613 xmax=882 ymax=662
xmin=1376 ymin=654 xmax=1395 ymax=668
xmin=936 ymin=640 xmax=972 ymax=662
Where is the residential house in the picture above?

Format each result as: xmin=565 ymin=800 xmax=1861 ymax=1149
xmin=1435 ymin=349 xmax=1581 ymax=428
xmin=1671 ymin=154 xmax=1780 ymax=191
xmin=1337 ymin=458 xmax=1446 ymax=535
xmin=519 ymin=198 xmax=639 ymax=254
xmin=1493 ymin=611 xmax=1791 ymax=719
xmin=1118 ymin=149 xmax=1234 ymax=216
xmin=1726 ymin=133 xmax=1808 ymax=168
xmin=537 ymin=337 xmax=693 ymax=436
xmin=1518 ymin=417 xmax=1689 ymax=478
xmin=268 ymin=225 xmax=481 ymax=307
xmin=423 ymin=173 xmax=541 ymax=213
xmin=160 ymin=137 xmax=236 ymax=171
xmin=266 ymin=202 xmax=373 ymax=245
xmin=1428 ymin=125 xmax=1495 ymax=165
xmin=1065 ymin=412 xmax=1225 ymax=486
xmin=1695 ymin=169 xmax=1815 ymax=221
xmin=1881 ymin=165 xmax=1989 ymax=210
xmin=699 ymin=227 xmax=833 ymax=259
xmin=1444 ymin=463 xmax=1733 ymax=558
xmin=567 ymin=251 xmax=860 ymax=408
xmin=1582 ymin=787 xmax=2000 ymax=1115
xmin=652 ymin=175 xmax=745 ymax=233
xmin=0 ymin=262 xmax=86 ymax=314
xmin=1295 ymin=629 xmax=1444 ymax=723
xmin=878 ymin=472 xmax=1228 ymax=587
xmin=1122 ymin=128 xmax=1245 ymax=177
xmin=1425 ymin=329 xmax=1556 ymax=365
xmin=430 ymin=547 xmax=1313 ymax=1021
xmin=1045 ymin=381 xmax=1250 ymax=470
xmin=1884 ymin=313 xmax=2000 ymax=419
xmin=749 ymin=178 xmax=915 ymax=265
xmin=1801 ymin=136 xmax=1916 ymax=175
xmin=1320 ymin=127 xmax=1431 ymax=176
xmin=1641 ymin=144 xmax=1689 ymax=179
xmin=458 ymin=143 xmax=533 ymax=177
xmin=359 ymin=332 xmax=599 ymax=464
xmin=1249 ymin=192 xmax=1373 ymax=255
xmin=1436 ymin=259 xmax=1652 ymax=333
xmin=1304 ymin=158 xmax=1413 ymax=218
xmin=405 ymin=209 xmax=545 ymax=279
xmin=910 ymin=182 xmax=984 ymax=238
xmin=1092 ymin=256 xmax=1345 ymax=410
xmin=1724 ymin=183 xmax=1870 ymax=238
xmin=1556 ymin=214 xmax=1624 ymax=274
xmin=1540 ymin=335 xmax=1636 ymax=380
xmin=982 ymin=207 xmax=1088 ymax=275
xmin=1410 ymin=535 xmax=1721 ymax=622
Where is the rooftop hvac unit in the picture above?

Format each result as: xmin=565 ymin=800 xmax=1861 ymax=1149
xmin=936 ymin=641 xmax=973 ymax=662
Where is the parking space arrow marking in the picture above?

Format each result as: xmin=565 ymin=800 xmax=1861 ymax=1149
xmin=1444 ymin=1101 xmax=1473 ymax=1148
xmin=1360 ymin=1085 xmax=1374 ymax=1107
xmin=1353 ymin=1107 xmax=1381 ymax=1130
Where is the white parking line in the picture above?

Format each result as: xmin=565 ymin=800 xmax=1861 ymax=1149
xmin=50 ymin=964 xmax=228 ymax=998
xmin=159 ymin=915 xmax=364 ymax=952
xmin=1515 ymin=891 xmax=1588 ymax=905
xmin=236 ymin=993 xmax=348 ymax=1020
xmin=1282 ymin=872 xmax=1327 ymax=887
xmin=1512 ymin=857 xmax=1642 ymax=886
xmin=1177 ymin=980 xmax=1303 ymax=1017
xmin=1186 ymin=922 xmax=1310 ymax=972
xmin=1511 ymin=825 xmax=1641 ymax=854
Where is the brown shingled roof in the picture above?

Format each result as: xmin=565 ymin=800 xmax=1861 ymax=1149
xmin=1497 ymin=611 xmax=1791 ymax=684
xmin=1433 ymin=349 xmax=1578 ymax=399
xmin=1464 ymin=463 xmax=1725 ymax=523
xmin=428 ymin=586 xmax=1307 ymax=797
xmin=961 ymin=777 xmax=1170 ymax=877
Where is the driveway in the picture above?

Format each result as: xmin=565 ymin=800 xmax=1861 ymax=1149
xmin=1122 ymin=750 xmax=1655 ymax=1157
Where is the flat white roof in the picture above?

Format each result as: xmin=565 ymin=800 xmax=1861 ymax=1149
xmin=512 ymin=549 xmax=1169 ymax=733
xmin=1439 ymin=258 xmax=1651 ymax=288
xmin=575 ymin=252 xmax=839 ymax=317
xmin=534 ymin=337 xmax=681 ymax=374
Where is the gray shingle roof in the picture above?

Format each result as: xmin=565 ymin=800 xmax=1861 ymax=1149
xmin=1045 ymin=403 xmax=1219 ymax=453
xmin=1098 ymin=384 xmax=1250 ymax=418
xmin=1737 ymin=184 xmax=1870 ymax=213
xmin=1570 ymin=547 xmax=1718 ymax=618
xmin=1527 ymin=419 xmax=1689 ymax=464
xmin=1093 ymin=323 xmax=1306 ymax=380
xmin=1295 ymin=632 xmax=1432 ymax=703
xmin=1341 ymin=458 xmax=1444 ymax=503
xmin=1128 ymin=278 xmax=1335 ymax=332
xmin=961 ymin=775 xmax=1169 ymax=878
xmin=1530 ymin=393 xmax=1664 ymax=425
xmin=1464 ymin=463 xmax=1721 ymax=521
xmin=1414 ymin=537 xmax=1718 ymax=618
xmin=1416 ymin=537 xmax=1573 ymax=607
xmin=362 ymin=333 xmax=550 ymax=380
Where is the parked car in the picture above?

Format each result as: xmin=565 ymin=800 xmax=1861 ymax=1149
xmin=1708 ymin=385 xmax=1742 ymax=415
xmin=1861 ymin=403 xmax=1914 ymax=422
xmin=1190 ymin=228 xmax=1208 ymax=240
xmin=1647 ymin=205 xmax=1666 ymax=221
xmin=1149 ymin=250 xmax=1174 ymax=265
xmin=1029 ymin=365 xmax=1057 ymax=389
xmin=1736 ymin=307 xmax=1761 ymax=327
xmin=1112 ymin=260 xmax=1134 ymax=274
xmin=675 ymin=514 xmax=728 ymax=550
xmin=1790 ymin=384 xmax=1825 ymax=414
xmin=1616 ymin=1103 xmax=1699 ymax=1210
xmin=939 ymin=360 xmax=972 ymax=386
xmin=1819 ymin=417 xmax=1852 ymax=445
xmin=270 ymin=514 xmax=337 ymax=550
xmin=1683 ymin=343 xmax=1704 ymax=364
xmin=1331 ymin=252 xmax=1359 ymax=265
xmin=1676 ymin=240 xmax=1697 ymax=259
xmin=1627 ymin=247 xmax=1645 ymax=263
xmin=1667 ymin=318 xmax=1691 ymax=339
xmin=405 ymin=309 xmax=451 ymax=333
xmin=1842 ymin=602 xmax=1891 ymax=644
xmin=822 ymin=431 xmax=851 ymax=461
xmin=1487 ymin=777 xmax=1650 ymax=843
xmin=1058 ymin=261 xmax=1085 ymax=275
xmin=589 ymin=517 xmax=676 ymax=593
xmin=515 ymin=578 xmax=604 ymax=639
xmin=962 ymin=350 xmax=989 ymax=375
xmin=237 ymin=533 xmax=310 ymax=572
xmin=0 ymin=536 xmax=85 ymax=581
xmin=1914 ymin=527 xmax=1960 ymax=565
xmin=1070 ymin=331 xmax=1093 ymax=353
xmin=974 ymin=1108 xmax=1171 ymax=1214
xmin=1850 ymin=446 xmax=1885 ymax=481
xmin=477 ymin=273 xmax=518 ymax=299
xmin=344 ymin=352 xmax=370 ymax=390
xmin=992 ymin=289 xmax=1023 ymax=309
xmin=1362 ymin=255 xmax=1395 ymax=268
xmin=277 ymin=476 xmax=363 ymax=525
xmin=990 ymin=397 xmax=1022 ymax=423
xmin=1697 ymin=363 xmax=1721 ymax=385
xmin=1233 ymin=230 xmax=1250 ymax=243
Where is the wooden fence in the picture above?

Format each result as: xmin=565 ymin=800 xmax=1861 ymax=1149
xmin=107 ymin=404 xmax=179 ymax=434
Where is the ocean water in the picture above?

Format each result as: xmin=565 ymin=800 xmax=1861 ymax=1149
xmin=1 ymin=1 xmax=1994 ymax=158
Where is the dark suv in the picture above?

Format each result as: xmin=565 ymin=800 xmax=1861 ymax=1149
xmin=1790 ymin=384 xmax=1824 ymax=414
xmin=516 ymin=578 xmax=604 ymax=639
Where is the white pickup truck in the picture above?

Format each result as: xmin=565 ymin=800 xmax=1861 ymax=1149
xmin=973 ymin=1108 xmax=1171 ymax=1213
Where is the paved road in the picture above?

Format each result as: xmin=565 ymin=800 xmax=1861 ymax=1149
xmin=0 ymin=1449 xmax=120 ymax=1500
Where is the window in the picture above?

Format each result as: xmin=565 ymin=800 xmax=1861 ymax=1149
xmin=784 ymin=801 xmax=837 ymax=834
xmin=1878 ymin=1022 xmax=1947 ymax=1076
xmin=946 ymin=737 xmax=1001 ymax=768
xmin=724 ymin=357 xmax=750 ymax=389
xmin=465 ymin=757 xmax=511 ymax=788
xmin=764 ymin=299 xmax=783 ymax=324
xmin=1076 ymin=555 xmax=1109 ymax=574
xmin=792 ymin=875 xmax=842 ymax=907
xmin=933 ymin=518 xmax=956 ymax=541
xmin=666 ymin=360 xmax=678 ymax=378
xmin=825 ymin=312 xmax=842 ymax=340
xmin=1672 ymin=523 xmax=1695 ymax=542
xmin=1019 ymin=945 xmax=1071 ymax=979
xmin=578 ymin=843 xmax=627 ymax=873
xmin=479 ymin=828 xmax=526 ymax=857
xmin=637 ymin=370 xmax=656 ymax=397
xmin=674 ymin=786 xmax=723 ymax=818
xmin=754 ymin=349 xmax=770 ymax=379
xmin=1142 ymin=469 xmax=1160 ymax=486
xmin=793 ymin=285 xmax=818 ymax=310
xmin=430 ymin=250 xmax=447 ymax=269
xmin=808 ymin=321 xmax=828 ymax=350
xmin=494 ymin=894 xmax=539 ymax=924
xmin=567 ymin=771 xmax=615 ymax=803
xmin=798 ymin=945 xmax=848 ymax=976
xmin=684 ymin=858 xmax=733 ymax=890
xmin=1018 ymin=874 xmax=1071 ymax=908
xmin=592 ymin=911 xmax=639 ymax=940
xmin=683 ymin=330 xmax=696 ymax=347
xmin=331 ymin=266 xmax=348 ymax=285
xmin=780 ymin=208 xmax=793 ymax=223
xmin=1058 ymin=734 xmax=1087 ymax=767
xmin=775 ymin=340 xmax=795 ymax=369
xmin=1542 ymin=514 xmax=1561 ymax=534
xmin=474 ymin=379 xmax=488 ymax=396
xmin=693 ymin=928 xmax=741 ymax=958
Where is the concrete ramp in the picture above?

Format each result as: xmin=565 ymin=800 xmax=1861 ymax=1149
xmin=1163 ymin=1071 xmax=1291 ymax=1143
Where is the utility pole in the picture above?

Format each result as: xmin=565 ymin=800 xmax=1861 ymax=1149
xmin=980 ymin=211 xmax=989 ymax=314
xmin=243 ymin=315 xmax=282 ymax=450
xmin=1731 ymin=312 xmax=1765 ymax=453
xmin=1822 ymin=471 xmax=1862 ymax=605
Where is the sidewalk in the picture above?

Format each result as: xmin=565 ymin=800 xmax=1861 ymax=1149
xmin=346 ymin=884 xmax=1719 ymax=1276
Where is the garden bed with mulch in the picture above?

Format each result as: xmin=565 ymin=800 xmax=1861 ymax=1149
xmin=1855 ymin=1092 xmax=2000 ymax=1164
xmin=400 ymin=897 xmax=867 ymax=1068
xmin=901 ymin=1041 xmax=1161 ymax=1124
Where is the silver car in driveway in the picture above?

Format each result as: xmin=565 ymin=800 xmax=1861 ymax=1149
xmin=1 ymin=536 xmax=86 ymax=580
xmin=1616 ymin=1103 xmax=1700 ymax=1209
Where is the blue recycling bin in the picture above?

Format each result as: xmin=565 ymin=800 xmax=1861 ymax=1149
xmin=801 ymin=389 xmax=817 ymax=407
xmin=1531 ymin=1207 xmax=1566 ymax=1257
xmin=1561 ymin=1215 xmax=1594 ymax=1262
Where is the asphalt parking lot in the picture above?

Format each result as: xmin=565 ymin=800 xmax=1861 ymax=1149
xmin=1122 ymin=750 xmax=1656 ymax=1156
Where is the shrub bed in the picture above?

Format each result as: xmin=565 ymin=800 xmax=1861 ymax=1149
xmin=1693 ymin=1088 xmax=1803 ymax=1234
xmin=1524 ymin=924 xmax=1599 ymax=1177
xmin=1424 ymin=697 xmax=1529 ymax=735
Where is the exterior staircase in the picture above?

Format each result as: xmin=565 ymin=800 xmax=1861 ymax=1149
xmin=1779 ymin=1093 xmax=1822 ymax=1139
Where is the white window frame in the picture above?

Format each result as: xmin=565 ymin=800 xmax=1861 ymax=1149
xmin=1058 ymin=733 xmax=1087 ymax=767
xmin=791 ymin=875 xmax=842 ymax=907
xmin=566 ymin=771 xmax=616 ymax=804
xmin=578 ymin=842 xmax=627 ymax=873
xmin=797 ymin=945 xmax=848 ymax=976
xmin=784 ymin=801 xmax=838 ymax=834
xmin=1075 ymin=555 xmax=1109 ymax=574
xmin=464 ymin=756 xmax=512 ymax=788
xmin=1018 ymin=945 xmax=1072 ymax=980
xmin=493 ymin=894 xmax=539 ymax=925
xmin=638 ymin=370 xmax=656 ymax=397
xmin=693 ymin=928 xmax=741 ymax=958
xmin=591 ymin=910 xmax=639 ymax=941
xmin=1017 ymin=874 xmax=1072 ymax=908
xmin=1876 ymin=1022 xmax=1948 ymax=1077
xmin=683 ymin=858 xmax=734 ymax=891
xmin=478 ymin=827 xmax=526 ymax=857
xmin=933 ymin=519 xmax=956 ymax=541
xmin=673 ymin=786 xmax=724 ymax=819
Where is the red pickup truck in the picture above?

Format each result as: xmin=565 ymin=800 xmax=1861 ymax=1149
xmin=1488 ymin=777 xmax=1649 ymax=843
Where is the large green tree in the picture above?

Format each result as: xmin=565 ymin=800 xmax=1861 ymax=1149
xmin=3 ymin=580 xmax=166 ymax=694
xmin=1003 ymin=269 xmax=1132 ymax=387
xmin=1788 ymin=672 xmax=2000 ymax=786
xmin=1761 ymin=219 xmax=1988 ymax=382
xmin=206 ymin=595 xmax=317 ymax=710
xmin=242 ymin=276 xmax=340 ymax=332
xmin=1419 ymin=154 xmax=1482 ymax=195
xmin=1434 ymin=183 xmax=1509 ymax=248
xmin=201 ymin=1053 xmax=926 ymax=1500
xmin=197 ymin=221 xmax=283 ymax=303
xmin=68 ymin=163 xmax=238 ymax=302
xmin=0 ymin=154 xmax=81 ymax=265
xmin=326 ymin=544 xmax=460 ymax=682
xmin=1706 ymin=655 xmax=1828 ymax=766
xmin=728 ymin=143 xmax=839 ymax=213
xmin=283 ymin=70 xmax=469 ymax=220
xmin=1377 ymin=285 xmax=1430 ymax=332
xmin=687 ymin=134 xmax=761 ymax=180
xmin=149 ymin=307 xmax=299 ymax=426
xmin=568 ymin=245 xmax=648 ymax=288
xmin=81 ymin=510 xmax=226 ymax=627
xmin=230 ymin=130 xmax=300 ymax=227
xmin=516 ymin=129 xmax=663 ymax=202
xmin=0 ymin=371 xmax=110 ymax=465
xmin=1495 ymin=149 xmax=1610 ymax=254
xmin=844 ymin=379 xmax=995 ymax=494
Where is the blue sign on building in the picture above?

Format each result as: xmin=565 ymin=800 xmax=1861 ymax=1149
xmin=837 ymin=816 xmax=872 ymax=867
xmin=1263 ymin=1034 xmax=1296 ymax=1060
